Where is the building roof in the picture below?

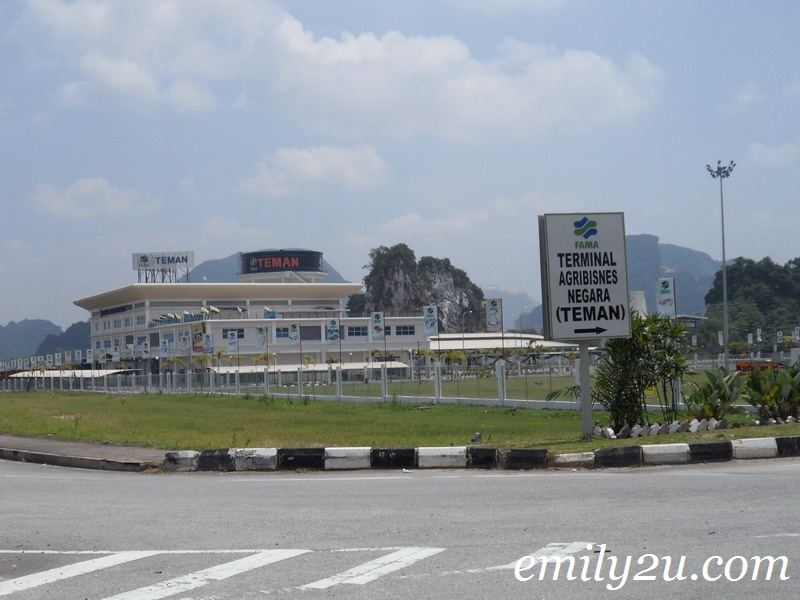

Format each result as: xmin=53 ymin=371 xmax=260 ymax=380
xmin=73 ymin=282 xmax=363 ymax=312
xmin=428 ymin=332 xmax=577 ymax=352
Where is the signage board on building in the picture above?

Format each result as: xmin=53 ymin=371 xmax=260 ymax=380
xmin=240 ymin=250 xmax=323 ymax=275
xmin=132 ymin=252 xmax=194 ymax=271
xmin=539 ymin=212 xmax=631 ymax=341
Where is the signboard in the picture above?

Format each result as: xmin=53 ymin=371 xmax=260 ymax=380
xmin=485 ymin=298 xmax=503 ymax=333
xmin=370 ymin=312 xmax=385 ymax=341
xmin=656 ymin=277 xmax=677 ymax=318
xmin=423 ymin=305 xmax=438 ymax=338
xmin=326 ymin=319 xmax=340 ymax=342
xmin=539 ymin=212 xmax=631 ymax=341
xmin=227 ymin=330 xmax=238 ymax=354
xmin=132 ymin=251 xmax=194 ymax=271
xmin=240 ymin=250 xmax=323 ymax=274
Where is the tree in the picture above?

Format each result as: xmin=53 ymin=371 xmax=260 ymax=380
xmin=593 ymin=313 xmax=690 ymax=430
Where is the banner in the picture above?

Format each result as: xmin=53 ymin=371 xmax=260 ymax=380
xmin=486 ymin=298 xmax=503 ymax=333
xmin=370 ymin=312 xmax=385 ymax=341
xmin=655 ymin=277 xmax=677 ymax=318
xmin=160 ymin=340 xmax=170 ymax=359
xmin=288 ymin=323 xmax=300 ymax=345
xmin=326 ymin=319 xmax=340 ymax=342
xmin=179 ymin=335 xmax=190 ymax=354
xmin=227 ymin=330 xmax=239 ymax=354
xmin=203 ymin=333 xmax=213 ymax=355
xmin=142 ymin=341 xmax=150 ymax=359
xmin=191 ymin=323 xmax=205 ymax=353
xmin=423 ymin=305 xmax=438 ymax=338
xmin=256 ymin=326 xmax=267 ymax=351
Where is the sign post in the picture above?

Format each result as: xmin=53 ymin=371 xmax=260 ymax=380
xmin=539 ymin=213 xmax=631 ymax=439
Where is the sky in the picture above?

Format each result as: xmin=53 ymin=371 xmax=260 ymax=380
xmin=2 ymin=0 xmax=800 ymax=329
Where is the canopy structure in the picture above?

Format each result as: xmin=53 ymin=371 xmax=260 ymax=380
xmin=209 ymin=361 xmax=409 ymax=375
xmin=10 ymin=369 xmax=138 ymax=379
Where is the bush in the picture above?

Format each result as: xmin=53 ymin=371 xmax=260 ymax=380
xmin=684 ymin=368 xmax=746 ymax=420
xmin=745 ymin=364 xmax=800 ymax=420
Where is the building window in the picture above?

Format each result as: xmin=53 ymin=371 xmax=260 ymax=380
xmin=113 ymin=319 xmax=122 ymax=329
xmin=395 ymin=325 xmax=416 ymax=336
xmin=276 ymin=327 xmax=289 ymax=339
xmin=136 ymin=315 xmax=146 ymax=326
xmin=124 ymin=317 xmax=132 ymax=327
xmin=347 ymin=326 xmax=368 ymax=337
xmin=222 ymin=328 xmax=244 ymax=339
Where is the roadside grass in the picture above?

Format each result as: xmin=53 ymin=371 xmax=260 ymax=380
xmin=1 ymin=391 xmax=799 ymax=455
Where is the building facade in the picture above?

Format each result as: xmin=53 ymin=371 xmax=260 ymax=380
xmin=73 ymin=250 xmax=429 ymax=373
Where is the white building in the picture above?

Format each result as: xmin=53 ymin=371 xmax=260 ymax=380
xmin=73 ymin=250 xmax=427 ymax=374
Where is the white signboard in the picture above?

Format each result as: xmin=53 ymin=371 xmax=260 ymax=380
xmin=656 ymin=277 xmax=677 ymax=318
xmin=539 ymin=212 xmax=631 ymax=341
xmin=132 ymin=251 xmax=195 ymax=270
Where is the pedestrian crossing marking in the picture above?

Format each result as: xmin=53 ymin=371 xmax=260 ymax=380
xmin=99 ymin=549 xmax=309 ymax=600
xmin=300 ymin=547 xmax=445 ymax=589
xmin=0 ymin=551 xmax=160 ymax=597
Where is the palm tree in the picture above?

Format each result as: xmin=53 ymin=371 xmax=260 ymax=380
xmin=160 ymin=357 xmax=186 ymax=372
xmin=191 ymin=353 xmax=212 ymax=371
xmin=214 ymin=349 xmax=232 ymax=371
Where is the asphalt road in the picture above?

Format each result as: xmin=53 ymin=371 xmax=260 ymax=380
xmin=1 ymin=458 xmax=799 ymax=599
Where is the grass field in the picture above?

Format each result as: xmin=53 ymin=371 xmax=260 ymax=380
xmin=1 ymin=390 xmax=798 ymax=455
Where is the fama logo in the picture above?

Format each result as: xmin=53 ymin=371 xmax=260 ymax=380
xmin=573 ymin=217 xmax=599 ymax=247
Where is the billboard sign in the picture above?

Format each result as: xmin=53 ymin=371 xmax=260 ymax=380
xmin=133 ymin=251 xmax=194 ymax=271
xmin=539 ymin=212 xmax=631 ymax=341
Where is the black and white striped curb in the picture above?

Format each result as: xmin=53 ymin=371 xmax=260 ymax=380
xmin=163 ymin=435 xmax=800 ymax=472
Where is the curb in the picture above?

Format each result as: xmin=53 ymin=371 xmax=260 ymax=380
xmin=1 ymin=447 xmax=155 ymax=472
xmin=161 ymin=435 xmax=800 ymax=473
xmin=4 ymin=435 xmax=800 ymax=473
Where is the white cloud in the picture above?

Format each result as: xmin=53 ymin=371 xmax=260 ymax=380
xmin=167 ymin=80 xmax=218 ymax=111
xmin=29 ymin=177 xmax=160 ymax=218
xmin=719 ymin=81 xmax=764 ymax=114
xmin=239 ymin=145 xmax=389 ymax=197
xmin=445 ymin=0 xmax=569 ymax=12
xmin=274 ymin=24 xmax=663 ymax=140
xmin=747 ymin=142 xmax=798 ymax=167
xmin=199 ymin=216 xmax=271 ymax=250
xmin=25 ymin=0 xmax=663 ymax=140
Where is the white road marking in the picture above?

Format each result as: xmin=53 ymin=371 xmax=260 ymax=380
xmin=0 ymin=551 xmax=160 ymax=596
xmin=99 ymin=549 xmax=309 ymax=600
xmin=300 ymin=547 xmax=445 ymax=589
xmin=440 ymin=541 xmax=593 ymax=575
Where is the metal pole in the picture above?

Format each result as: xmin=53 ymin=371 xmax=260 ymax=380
xmin=579 ymin=340 xmax=592 ymax=440
xmin=719 ymin=175 xmax=729 ymax=371
xmin=707 ymin=160 xmax=735 ymax=371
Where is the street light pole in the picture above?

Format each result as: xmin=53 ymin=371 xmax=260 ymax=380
xmin=706 ymin=159 xmax=735 ymax=371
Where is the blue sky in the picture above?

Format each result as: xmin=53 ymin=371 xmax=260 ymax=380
xmin=2 ymin=0 xmax=799 ymax=328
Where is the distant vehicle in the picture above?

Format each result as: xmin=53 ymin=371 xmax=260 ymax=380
xmin=735 ymin=361 xmax=784 ymax=375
